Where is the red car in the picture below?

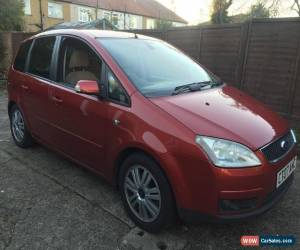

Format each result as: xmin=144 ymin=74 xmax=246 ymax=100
xmin=7 ymin=30 xmax=298 ymax=233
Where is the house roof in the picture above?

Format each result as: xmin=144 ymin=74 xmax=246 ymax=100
xmin=62 ymin=0 xmax=187 ymax=24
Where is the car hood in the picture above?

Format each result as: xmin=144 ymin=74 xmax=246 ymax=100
xmin=150 ymin=86 xmax=289 ymax=150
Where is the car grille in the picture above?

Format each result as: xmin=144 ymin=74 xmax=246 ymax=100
xmin=261 ymin=131 xmax=296 ymax=163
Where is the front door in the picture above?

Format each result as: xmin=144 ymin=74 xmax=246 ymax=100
xmin=47 ymin=37 xmax=108 ymax=172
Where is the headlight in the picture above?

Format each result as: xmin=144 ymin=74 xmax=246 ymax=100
xmin=195 ymin=136 xmax=261 ymax=168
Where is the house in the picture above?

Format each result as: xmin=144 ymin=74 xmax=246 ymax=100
xmin=23 ymin=0 xmax=187 ymax=32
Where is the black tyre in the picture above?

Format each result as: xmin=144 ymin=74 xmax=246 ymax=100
xmin=119 ymin=153 xmax=176 ymax=233
xmin=9 ymin=105 xmax=34 ymax=148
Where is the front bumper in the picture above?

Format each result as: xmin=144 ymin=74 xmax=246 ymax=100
xmin=174 ymin=144 xmax=297 ymax=223
xmin=178 ymin=173 xmax=294 ymax=223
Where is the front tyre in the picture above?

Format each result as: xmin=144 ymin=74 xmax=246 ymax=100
xmin=119 ymin=153 xmax=175 ymax=233
xmin=9 ymin=105 xmax=34 ymax=148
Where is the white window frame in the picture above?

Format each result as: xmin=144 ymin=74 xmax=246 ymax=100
xmin=24 ymin=0 xmax=31 ymax=15
xmin=48 ymin=2 xmax=63 ymax=19
xmin=78 ymin=7 xmax=91 ymax=23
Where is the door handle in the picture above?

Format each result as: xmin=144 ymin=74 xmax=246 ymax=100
xmin=21 ymin=85 xmax=29 ymax=90
xmin=52 ymin=96 xmax=63 ymax=104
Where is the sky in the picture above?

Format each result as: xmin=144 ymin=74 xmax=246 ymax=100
xmin=157 ymin=0 xmax=298 ymax=25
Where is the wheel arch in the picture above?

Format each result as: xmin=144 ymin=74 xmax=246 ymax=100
xmin=8 ymin=101 xmax=17 ymax=117
xmin=114 ymin=147 xmax=159 ymax=185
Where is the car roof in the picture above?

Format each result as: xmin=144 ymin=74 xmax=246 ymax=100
xmin=31 ymin=29 xmax=156 ymax=41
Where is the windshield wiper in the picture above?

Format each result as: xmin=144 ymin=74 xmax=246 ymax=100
xmin=172 ymin=81 xmax=212 ymax=95
xmin=211 ymin=79 xmax=223 ymax=87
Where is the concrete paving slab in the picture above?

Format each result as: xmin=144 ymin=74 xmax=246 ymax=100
xmin=6 ymin=189 xmax=130 ymax=250
xmin=0 ymin=143 xmax=135 ymax=227
xmin=119 ymin=227 xmax=187 ymax=250
xmin=0 ymin=150 xmax=12 ymax=164
xmin=0 ymin=159 xmax=64 ymax=201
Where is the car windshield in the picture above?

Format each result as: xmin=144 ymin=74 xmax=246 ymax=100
xmin=98 ymin=38 xmax=215 ymax=97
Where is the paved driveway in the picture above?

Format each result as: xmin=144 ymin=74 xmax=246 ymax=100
xmin=0 ymin=89 xmax=299 ymax=250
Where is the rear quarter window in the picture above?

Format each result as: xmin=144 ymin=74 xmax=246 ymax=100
xmin=28 ymin=36 xmax=56 ymax=79
xmin=13 ymin=40 xmax=32 ymax=72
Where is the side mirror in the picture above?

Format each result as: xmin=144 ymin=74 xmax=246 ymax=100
xmin=75 ymin=80 xmax=100 ymax=95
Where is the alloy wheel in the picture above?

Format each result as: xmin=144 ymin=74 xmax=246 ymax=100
xmin=12 ymin=109 xmax=25 ymax=143
xmin=124 ymin=165 xmax=161 ymax=222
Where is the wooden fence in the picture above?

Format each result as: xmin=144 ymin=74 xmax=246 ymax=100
xmin=131 ymin=18 xmax=300 ymax=129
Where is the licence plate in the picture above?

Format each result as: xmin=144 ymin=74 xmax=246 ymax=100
xmin=276 ymin=157 xmax=297 ymax=188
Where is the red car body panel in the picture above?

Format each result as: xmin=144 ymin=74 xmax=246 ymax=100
xmin=150 ymin=86 xmax=289 ymax=150
xmin=7 ymin=29 xmax=297 ymax=221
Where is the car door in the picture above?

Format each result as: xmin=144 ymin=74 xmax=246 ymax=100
xmin=20 ymin=36 xmax=59 ymax=145
xmin=47 ymin=36 xmax=109 ymax=172
xmin=11 ymin=39 xmax=34 ymax=127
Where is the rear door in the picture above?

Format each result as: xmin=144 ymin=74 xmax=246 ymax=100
xmin=47 ymin=36 xmax=109 ymax=172
xmin=10 ymin=39 xmax=33 ymax=127
xmin=21 ymin=36 xmax=58 ymax=144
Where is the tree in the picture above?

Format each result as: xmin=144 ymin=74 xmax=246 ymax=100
xmin=249 ymin=1 xmax=270 ymax=18
xmin=260 ymin=0 xmax=300 ymax=17
xmin=290 ymin=0 xmax=300 ymax=16
xmin=0 ymin=0 xmax=24 ymax=31
xmin=155 ymin=19 xmax=173 ymax=29
xmin=210 ymin=0 xmax=233 ymax=24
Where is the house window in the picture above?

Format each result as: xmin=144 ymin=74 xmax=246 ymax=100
xmin=103 ymin=11 xmax=111 ymax=21
xmin=111 ymin=13 xmax=119 ymax=26
xmin=24 ymin=0 xmax=31 ymax=15
xmin=78 ymin=7 xmax=91 ymax=22
xmin=146 ymin=18 xmax=156 ymax=29
xmin=48 ymin=2 xmax=63 ymax=19
xmin=128 ymin=15 xmax=138 ymax=29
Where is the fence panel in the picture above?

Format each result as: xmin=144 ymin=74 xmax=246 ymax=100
xmin=199 ymin=25 xmax=243 ymax=87
xmin=242 ymin=20 xmax=300 ymax=115
xmin=165 ymin=27 xmax=201 ymax=60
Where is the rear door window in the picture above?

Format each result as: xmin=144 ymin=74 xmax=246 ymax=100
xmin=28 ymin=36 xmax=56 ymax=79
xmin=14 ymin=40 xmax=32 ymax=72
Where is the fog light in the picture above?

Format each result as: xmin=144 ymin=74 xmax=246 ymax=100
xmin=219 ymin=198 xmax=257 ymax=212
